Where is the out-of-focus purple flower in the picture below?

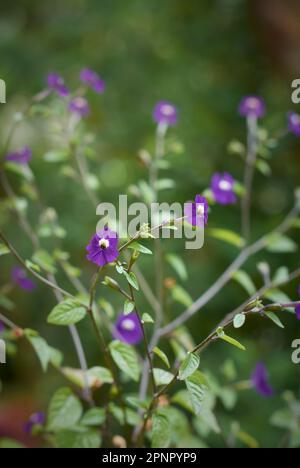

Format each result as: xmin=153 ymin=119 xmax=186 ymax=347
xmin=12 ymin=267 xmax=36 ymax=292
xmin=24 ymin=412 xmax=45 ymax=434
xmin=69 ymin=97 xmax=90 ymax=117
xmin=211 ymin=172 xmax=237 ymax=205
xmin=47 ymin=73 xmax=69 ymax=97
xmin=0 ymin=322 xmax=5 ymax=333
xmin=239 ymin=96 xmax=266 ymax=119
xmin=251 ymin=363 xmax=274 ymax=397
xmin=288 ymin=112 xmax=300 ymax=136
xmin=184 ymin=195 xmax=208 ymax=227
xmin=86 ymin=227 xmax=119 ymax=267
xmin=5 ymin=147 xmax=32 ymax=165
xmin=113 ymin=312 xmax=143 ymax=345
xmin=295 ymin=305 xmax=300 ymax=320
xmin=153 ymin=101 xmax=178 ymax=127
xmin=80 ymin=68 xmax=105 ymax=94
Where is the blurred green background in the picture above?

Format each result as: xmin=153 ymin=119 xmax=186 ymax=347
xmin=1 ymin=0 xmax=300 ymax=448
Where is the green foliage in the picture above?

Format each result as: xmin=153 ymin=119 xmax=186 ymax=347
xmin=47 ymin=299 xmax=87 ymax=326
xmin=109 ymin=340 xmax=140 ymax=381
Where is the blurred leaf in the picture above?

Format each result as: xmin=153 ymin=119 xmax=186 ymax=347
xmin=43 ymin=150 xmax=69 ymax=163
xmin=26 ymin=333 xmax=52 ymax=372
xmin=47 ymin=299 xmax=87 ymax=326
xmin=141 ymin=313 xmax=154 ymax=323
xmin=153 ymin=368 xmax=174 ymax=386
xmin=47 ymin=387 xmax=83 ymax=431
xmin=153 ymin=347 xmax=170 ymax=368
xmin=264 ymin=289 xmax=291 ymax=306
xmin=207 ymin=229 xmax=245 ymax=248
xmin=171 ymin=285 xmax=193 ymax=307
xmin=185 ymin=370 xmax=208 ymax=415
xmin=155 ymin=179 xmax=176 ymax=191
xmin=152 ymin=410 xmax=171 ymax=448
xmin=124 ymin=299 xmax=135 ymax=315
xmin=233 ymin=270 xmax=256 ymax=295
xmin=266 ymin=234 xmax=298 ymax=253
xmin=256 ymin=159 xmax=271 ymax=177
xmin=0 ymin=242 xmax=9 ymax=257
xmin=123 ymin=271 xmax=139 ymax=291
xmin=128 ymin=242 xmax=152 ymax=255
xmin=109 ymin=340 xmax=140 ymax=382
xmin=178 ymin=353 xmax=200 ymax=380
xmin=0 ymin=438 xmax=24 ymax=448
xmin=233 ymin=313 xmax=246 ymax=329
xmin=81 ymin=408 xmax=106 ymax=427
xmin=54 ymin=428 xmax=101 ymax=448
xmin=273 ymin=266 xmax=289 ymax=285
xmin=265 ymin=312 xmax=285 ymax=329
xmin=166 ymin=253 xmax=188 ymax=281
xmin=0 ymin=295 xmax=15 ymax=311
xmin=32 ymin=249 xmax=56 ymax=274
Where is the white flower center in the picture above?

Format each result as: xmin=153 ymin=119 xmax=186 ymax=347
xmin=196 ymin=204 xmax=205 ymax=216
xmin=291 ymin=114 xmax=300 ymax=126
xmin=247 ymin=98 xmax=259 ymax=109
xmin=98 ymin=238 xmax=110 ymax=249
xmin=161 ymin=104 xmax=175 ymax=116
xmin=219 ymin=180 xmax=232 ymax=191
xmin=122 ymin=319 xmax=135 ymax=331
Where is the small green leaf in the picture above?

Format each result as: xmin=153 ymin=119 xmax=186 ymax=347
xmin=26 ymin=334 xmax=52 ymax=372
xmin=273 ymin=267 xmax=289 ymax=285
xmin=123 ymin=271 xmax=139 ymax=291
xmin=218 ymin=332 xmax=246 ymax=351
xmin=166 ymin=253 xmax=188 ymax=281
xmin=109 ymin=340 xmax=140 ymax=382
xmin=266 ymin=234 xmax=298 ymax=253
xmin=141 ymin=313 xmax=154 ymax=324
xmin=152 ymin=411 xmax=171 ymax=448
xmin=128 ymin=242 xmax=152 ymax=255
xmin=153 ymin=368 xmax=174 ymax=386
xmin=47 ymin=299 xmax=86 ymax=326
xmin=178 ymin=353 xmax=200 ymax=380
xmin=233 ymin=313 xmax=246 ymax=329
xmin=233 ymin=270 xmax=256 ymax=296
xmin=81 ymin=408 xmax=106 ymax=426
xmin=171 ymin=285 xmax=193 ymax=307
xmin=47 ymin=387 xmax=83 ymax=431
xmin=32 ymin=249 xmax=56 ymax=274
xmin=264 ymin=289 xmax=291 ymax=306
xmin=54 ymin=429 xmax=101 ymax=449
xmin=124 ymin=300 xmax=135 ymax=315
xmin=265 ymin=312 xmax=285 ymax=329
xmin=207 ymin=229 xmax=245 ymax=248
xmin=0 ymin=242 xmax=10 ymax=257
xmin=43 ymin=150 xmax=69 ymax=163
xmin=153 ymin=347 xmax=170 ymax=368
xmin=25 ymin=260 xmax=41 ymax=272
xmin=185 ymin=370 xmax=208 ymax=415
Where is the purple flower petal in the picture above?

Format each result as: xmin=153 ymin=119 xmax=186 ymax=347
xmin=80 ymin=68 xmax=105 ymax=94
xmin=5 ymin=147 xmax=32 ymax=165
xmin=239 ymin=96 xmax=266 ymax=119
xmin=288 ymin=112 xmax=300 ymax=137
xmin=112 ymin=312 xmax=143 ymax=345
xmin=153 ymin=101 xmax=178 ymax=126
xmin=24 ymin=412 xmax=45 ymax=434
xmin=211 ymin=172 xmax=237 ymax=205
xmin=295 ymin=304 xmax=300 ymax=321
xmin=0 ymin=322 xmax=5 ymax=333
xmin=47 ymin=73 xmax=69 ymax=97
xmin=69 ymin=97 xmax=90 ymax=117
xmin=86 ymin=227 xmax=119 ymax=267
xmin=251 ymin=363 xmax=274 ymax=397
xmin=184 ymin=195 xmax=208 ymax=227
xmin=12 ymin=267 xmax=36 ymax=292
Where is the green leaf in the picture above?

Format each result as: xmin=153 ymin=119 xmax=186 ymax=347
xmin=151 ymin=411 xmax=171 ymax=448
xmin=54 ymin=428 xmax=101 ymax=448
xmin=264 ymin=289 xmax=291 ymax=305
xmin=128 ymin=242 xmax=152 ymax=255
xmin=185 ymin=370 xmax=208 ymax=415
xmin=207 ymin=228 xmax=245 ymax=248
xmin=217 ymin=328 xmax=246 ymax=351
xmin=0 ymin=295 xmax=15 ymax=311
xmin=178 ymin=353 xmax=200 ymax=380
xmin=155 ymin=178 xmax=176 ymax=191
xmin=25 ymin=260 xmax=41 ymax=272
xmin=153 ymin=368 xmax=174 ymax=386
xmin=81 ymin=408 xmax=106 ymax=427
xmin=47 ymin=299 xmax=86 ymax=326
xmin=266 ymin=234 xmax=298 ymax=253
xmin=124 ymin=299 xmax=135 ymax=315
xmin=0 ymin=438 xmax=25 ymax=448
xmin=166 ymin=253 xmax=188 ymax=281
xmin=273 ymin=266 xmax=290 ymax=285
xmin=62 ymin=366 xmax=113 ymax=389
xmin=32 ymin=249 xmax=56 ymax=274
xmin=265 ymin=312 xmax=285 ymax=329
xmin=171 ymin=285 xmax=193 ymax=307
xmin=43 ymin=150 xmax=69 ymax=163
xmin=0 ymin=242 xmax=10 ymax=257
xmin=233 ymin=313 xmax=246 ymax=329
xmin=47 ymin=387 xmax=83 ymax=431
xmin=141 ymin=313 xmax=154 ymax=324
xmin=123 ymin=271 xmax=139 ymax=291
xmin=256 ymin=159 xmax=271 ymax=177
xmin=109 ymin=340 xmax=140 ymax=382
xmin=153 ymin=347 xmax=170 ymax=368
xmin=26 ymin=334 xmax=52 ymax=372
xmin=232 ymin=270 xmax=256 ymax=296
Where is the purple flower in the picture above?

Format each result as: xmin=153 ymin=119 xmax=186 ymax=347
xmin=296 ymin=305 xmax=300 ymax=321
xmin=47 ymin=73 xmax=69 ymax=97
xmin=153 ymin=101 xmax=178 ymax=127
xmin=24 ymin=412 xmax=45 ymax=434
xmin=211 ymin=172 xmax=237 ymax=205
xmin=86 ymin=227 xmax=119 ymax=267
xmin=5 ymin=147 xmax=32 ymax=165
xmin=184 ymin=195 xmax=209 ymax=227
xmin=12 ymin=267 xmax=36 ymax=292
xmin=80 ymin=68 xmax=105 ymax=94
xmin=288 ymin=112 xmax=300 ymax=136
xmin=251 ymin=363 xmax=274 ymax=397
xmin=0 ymin=322 xmax=5 ymax=333
xmin=69 ymin=97 xmax=90 ymax=117
xmin=113 ymin=312 xmax=143 ymax=345
xmin=239 ymin=96 xmax=266 ymax=119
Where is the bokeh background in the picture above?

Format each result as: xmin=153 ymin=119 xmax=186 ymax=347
xmin=0 ymin=0 xmax=300 ymax=448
